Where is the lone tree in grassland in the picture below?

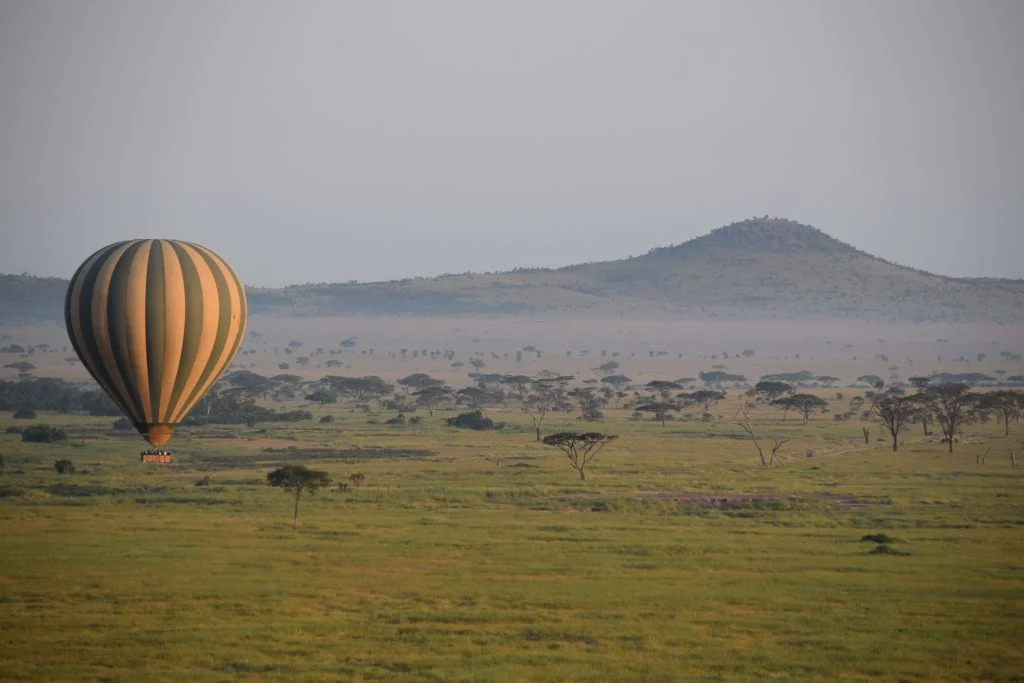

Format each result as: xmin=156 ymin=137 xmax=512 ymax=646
xmin=542 ymin=432 xmax=618 ymax=481
xmin=929 ymin=383 xmax=979 ymax=455
xmin=871 ymin=389 xmax=915 ymax=451
xmin=266 ymin=465 xmax=331 ymax=529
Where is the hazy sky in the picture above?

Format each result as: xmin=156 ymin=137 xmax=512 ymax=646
xmin=1 ymin=1 xmax=1022 ymax=286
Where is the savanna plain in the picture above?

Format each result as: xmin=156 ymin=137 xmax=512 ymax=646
xmin=2 ymin=317 xmax=1023 ymax=682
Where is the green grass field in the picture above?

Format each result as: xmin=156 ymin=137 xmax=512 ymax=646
xmin=2 ymin=401 xmax=1022 ymax=681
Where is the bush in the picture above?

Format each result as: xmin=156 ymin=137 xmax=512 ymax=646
xmin=408 ymin=416 xmax=422 ymax=425
xmin=5 ymin=426 xmax=23 ymax=434
xmin=195 ymin=476 xmax=212 ymax=487
xmin=22 ymin=425 xmax=67 ymax=443
xmin=350 ymin=473 xmax=366 ymax=488
xmin=318 ymin=415 xmax=334 ymax=423
xmin=384 ymin=413 xmax=406 ymax=425
xmin=13 ymin=407 xmax=37 ymax=419
xmin=112 ymin=417 xmax=132 ymax=430
xmin=860 ymin=533 xmax=894 ymax=544
xmin=54 ymin=459 xmax=75 ymax=475
xmin=446 ymin=410 xmax=501 ymax=430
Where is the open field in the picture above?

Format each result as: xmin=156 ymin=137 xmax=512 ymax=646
xmin=2 ymin=381 xmax=1023 ymax=681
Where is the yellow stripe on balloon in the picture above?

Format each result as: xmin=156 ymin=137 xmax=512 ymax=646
xmin=166 ymin=242 xmax=221 ymax=423
xmin=155 ymin=240 xmax=187 ymax=423
xmin=124 ymin=240 xmax=153 ymax=423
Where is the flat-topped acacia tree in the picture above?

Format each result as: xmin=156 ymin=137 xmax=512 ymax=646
xmin=542 ymin=432 xmax=618 ymax=481
xmin=267 ymin=465 xmax=331 ymax=529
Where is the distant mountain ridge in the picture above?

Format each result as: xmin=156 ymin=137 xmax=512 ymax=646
xmin=3 ymin=218 xmax=1023 ymax=323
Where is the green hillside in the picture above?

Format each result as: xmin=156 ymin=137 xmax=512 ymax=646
xmin=4 ymin=218 xmax=1023 ymax=322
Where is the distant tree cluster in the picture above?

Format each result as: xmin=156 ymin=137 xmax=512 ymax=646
xmin=0 ymin=379 xmax=120 ymax=415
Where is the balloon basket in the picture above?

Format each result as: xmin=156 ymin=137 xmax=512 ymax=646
xmin=140 ymin=449 xmax=174 ymax=464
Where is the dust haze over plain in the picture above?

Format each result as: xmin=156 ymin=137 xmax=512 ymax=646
xmin=0 ymin=0 xmax=1021 ymax=287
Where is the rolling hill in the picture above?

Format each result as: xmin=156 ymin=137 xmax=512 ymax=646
xmin=3 ymin=218 xmax=1023 ymax=323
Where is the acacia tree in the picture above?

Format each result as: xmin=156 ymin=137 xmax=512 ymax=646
xmin=266 ymin=465 xmax=331 ymax=529
xmin=324 ymin=376 xmax=393 ymax=406
xmin=397 ymin=373 xmax=444 ymax=394
xmin=772 ymin=393 xmax=828 ymax=422
xmin=871 ymin=389 xmax=915 ymax=451
xmin=685 ymin=389 xmax=727 ymax=413
xmin=413 ymin=385 xmax=453 ymax=416
xmin=754 ymin=380 xmax=792 ymax=401
xmin=305 ymin=388 xmax=338 ymax=408
xmin=978 ymin=390 xmax=1023 ymax=437
xmin=542 ymin=432 xmax=617 ymax=481
xmin=569 ymin=387 xmax=607 ymax=422
xmin=929 ymin=383 xmax=979 ymax=454
xmin=645 ymin=380 xmax=682 ymax=401
xmin=637 ymin=401 xmax=680 ymax=426
xmin=520 ymin=378 xmax=564 ymax=441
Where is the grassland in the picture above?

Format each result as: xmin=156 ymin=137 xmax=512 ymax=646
xmin=2 ymin=393 xmax=1022 ymax=681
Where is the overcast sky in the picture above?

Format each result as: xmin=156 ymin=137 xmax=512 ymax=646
xmin=1 ymin=0 xmax=1021 ymax=286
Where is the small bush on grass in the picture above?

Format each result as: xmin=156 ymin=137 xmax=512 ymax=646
xmin=861 ymin=533 xmax=895 ymax=544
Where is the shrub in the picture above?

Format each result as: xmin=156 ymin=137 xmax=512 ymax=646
xmin=384 ymin=413 xmax=406 ymax=425
xmin=112 ymin=417 xmax=132 ymax=430
xmin=318 ymin=415 xmax=334 ymax=423
xmin=195 ymin=476 xmax=212 ymax=487
xmin=860 ymin=533 xmax=894 ymax=544
xmin=350 ymin=473 xmax=366 ymax=488
xmin=13 ymin=407 xmax=37 ymax=419
xmin=54 ymin=459 xmax=75 ymax=475
xmin=22 ymin=425 xmax=67 ymax=443
xmin=408 ymin=416 xmax=422 ymax=425
xmin=446 ymin=410 xmax=502 ymax=430
xmin=5 ymin=426 xmax=23 ymax=434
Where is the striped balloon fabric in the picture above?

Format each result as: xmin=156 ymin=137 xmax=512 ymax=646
xmin=65 ymin=240 xmax=247 ymax=447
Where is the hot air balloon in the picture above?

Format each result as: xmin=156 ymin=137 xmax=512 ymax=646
xmin=64 ymin=240 xmax=247 ymax=448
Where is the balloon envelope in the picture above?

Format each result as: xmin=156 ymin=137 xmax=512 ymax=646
xmin=64 ymin=240 xmax=247 ymax=447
